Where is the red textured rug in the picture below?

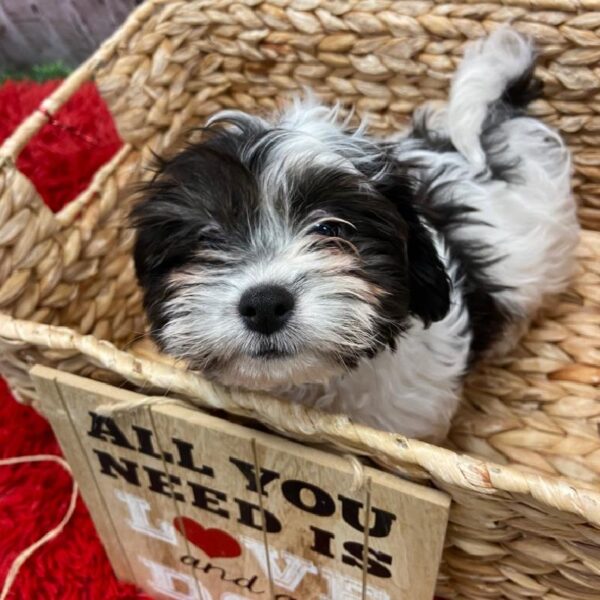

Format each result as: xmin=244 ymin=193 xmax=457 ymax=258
xmin=0 ymin=80 xmax=149 ymax=599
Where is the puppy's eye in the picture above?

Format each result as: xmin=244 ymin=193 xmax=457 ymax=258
xmin=311 ymin=222 xmax=341 ymax=237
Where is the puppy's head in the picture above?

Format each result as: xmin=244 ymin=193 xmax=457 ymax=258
xmin=132 ymin=100 xmax=450 ymax=389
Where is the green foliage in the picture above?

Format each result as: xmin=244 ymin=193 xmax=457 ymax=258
xmin=0 ymin=62 xmax=71 ymax=83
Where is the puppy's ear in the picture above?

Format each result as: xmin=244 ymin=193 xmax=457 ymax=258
xmin=130 ymin=192 xmax=191 ymax=285
xmin=376 ymin=171 xmax=451 ymax=326
xmin=130 ymin=174 xmax=204 ymax=286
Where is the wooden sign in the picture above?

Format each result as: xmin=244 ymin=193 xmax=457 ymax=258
xmin=31 ymin=366 xmax=449 ymax=600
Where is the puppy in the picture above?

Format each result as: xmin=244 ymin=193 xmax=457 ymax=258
xmin=132 ymin=28 xmax=579 ymax=441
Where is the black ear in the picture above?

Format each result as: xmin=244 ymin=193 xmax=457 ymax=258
xmin=129 ymin=180 xmax=202 ymax=287
xmin=376 ymin=171 xmax=451 ymax=327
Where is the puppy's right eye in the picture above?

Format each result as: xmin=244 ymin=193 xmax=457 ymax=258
xmin=311 ymin=222 xmax=341 ymax=237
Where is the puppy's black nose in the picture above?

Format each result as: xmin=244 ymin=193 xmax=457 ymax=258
xmin=239 ymin=284 xmax=295 ymax=335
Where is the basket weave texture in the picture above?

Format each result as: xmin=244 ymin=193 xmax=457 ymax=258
xmin=0 ymin=1 xmax=600 ymax=598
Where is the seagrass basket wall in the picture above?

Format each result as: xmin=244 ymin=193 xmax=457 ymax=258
xmin=0 ymin=1 xmax=599 ymax=598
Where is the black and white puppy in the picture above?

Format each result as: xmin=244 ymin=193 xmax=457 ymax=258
xmin=132 ymin=29 xmax=579 ymax=441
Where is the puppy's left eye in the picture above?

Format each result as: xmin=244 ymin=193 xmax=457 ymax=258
xmin=311 ymin=222 xmax=341 ymax=237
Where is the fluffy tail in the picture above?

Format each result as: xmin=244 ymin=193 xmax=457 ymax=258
xmin=448 ymin=27 xmax=542 ymax=169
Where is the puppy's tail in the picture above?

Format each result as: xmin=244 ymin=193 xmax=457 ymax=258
xmin=447 ymin=27 xmax=542 ymax=169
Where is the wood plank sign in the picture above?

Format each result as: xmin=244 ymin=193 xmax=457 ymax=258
xmin=31 ymin=366 xmax=450 ymax=600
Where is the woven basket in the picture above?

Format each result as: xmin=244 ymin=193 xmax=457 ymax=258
xmin=1 ymin=1 xmax=600 ymax=598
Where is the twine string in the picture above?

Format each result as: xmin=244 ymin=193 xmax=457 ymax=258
xmin=342 ymin=455 xmax=371 ymax=599
xmin=37 ymin=108 xmax=99 ymax=147
xmin=0 ymin=455 xmax=78 ymax=600
xmin=344 ymin=453 xmax=368 ymax=492
xmin=360 ymin=476 xmax=373 ymax=600
xmin=95 ymin=395 xmax=190 ymax=416
xmin=251 ymin=438 xmax=276 ymax=600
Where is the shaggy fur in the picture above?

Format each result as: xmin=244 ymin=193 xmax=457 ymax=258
xmin=133 ymin=28 xmax=579 ymax=441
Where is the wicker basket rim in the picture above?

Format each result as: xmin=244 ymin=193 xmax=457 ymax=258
xmin=2 ymin=312 xmax=599 ymax=527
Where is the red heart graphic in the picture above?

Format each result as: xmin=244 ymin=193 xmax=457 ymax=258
xmin=173 ymin=516 xmax=242 ymax=559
